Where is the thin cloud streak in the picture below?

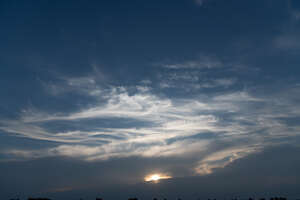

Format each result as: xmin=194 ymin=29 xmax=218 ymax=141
xmin=161 ymin=55 xmax=223 ymax=69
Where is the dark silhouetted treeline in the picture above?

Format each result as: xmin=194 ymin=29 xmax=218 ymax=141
xmin=8 ymin=196 xmax=293 ymax=200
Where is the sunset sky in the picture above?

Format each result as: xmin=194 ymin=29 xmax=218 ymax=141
xmin=1 ymin=0 xmax=300 ymax=199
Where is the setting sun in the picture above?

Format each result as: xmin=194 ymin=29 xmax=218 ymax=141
xmin=144 ymin=173 xmax=172 ymax=182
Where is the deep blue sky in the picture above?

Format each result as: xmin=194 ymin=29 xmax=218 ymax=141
xmin=1 ymin=0 xmax=300 ymax=199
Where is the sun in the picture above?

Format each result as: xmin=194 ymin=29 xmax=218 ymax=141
xmin=144 ymin=173 xmax=172 ymax=182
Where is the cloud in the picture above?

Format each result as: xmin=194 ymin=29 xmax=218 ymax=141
xmin=200 ymin=78 xmax=236 ymax=89
xmin=1 ymin=85 xmax=221 ymax=161
xmin=44 ymin=75 xmax=103 ymax=97
xmin=2 ymin=146 xmax=300 ymax=200
xmin=288 ymin=0 xmax=300 ymax=21
xmin=161 ymin=55 xmax=223 ymax=69
xmin=1 ymin=80 xmax=300 ymax=176
xmin=1 ymin=56 xmax=300 ymax=176
xmin=159 ymin=78 xmax=236 ymax=91
xmin=195 ymin=146 xmax=260 ymax=175
xmin=43 ymin=65 xmax=108 ymax=97
xmin=195 ymin=0 xmax=207 ymax=7
xmin=213 ymin=91 xmax=263 ymax=102
xmin=157 ymin=55 xmax=240 ymax=92
xmin=292 ymin=10 xmax=300 ymax=21
xmin=274 ymin=34 xmax=300 ymax=50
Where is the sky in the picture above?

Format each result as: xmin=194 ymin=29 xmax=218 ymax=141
xmin=1 ymin=0 xmax=300 ymax=199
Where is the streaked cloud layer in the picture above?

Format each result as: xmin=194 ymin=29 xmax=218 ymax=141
xmin=1 ymin=57 xmax=300 ymax=176
xmin=1 ymin=0 xmax=300 ymax=199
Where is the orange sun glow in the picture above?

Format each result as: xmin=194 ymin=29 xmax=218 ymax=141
xmin=144 ymin=173 xmax=172 ymax=182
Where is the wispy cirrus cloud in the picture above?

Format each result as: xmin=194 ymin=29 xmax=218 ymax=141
xmin=194 ymin=0 xmax=209 ymax=7
xmin=161 ymin=55 xmax=223 ymax=70
xmin=1 ymin=53 xmax=300 ymax=176
xmin=274 ymin=34 xmax=300 ymax=50
xmin=157 ymin=55 xmax=237 ymax=92
xmin=195 ymin=146 xmax=260 ymax=175
xmin=43 ymin=65 xmax=108 ymax=97
xmin=292 ymin=10 xmax=300 ymax=21
xmin=1 ymin=80 xmax=300 ymax=175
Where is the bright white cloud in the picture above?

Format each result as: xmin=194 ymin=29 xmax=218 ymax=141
xmin=1 ymin=76 xmax=300 ymax=176
xmin=195 ymin=146 xmax=260 ymax=175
